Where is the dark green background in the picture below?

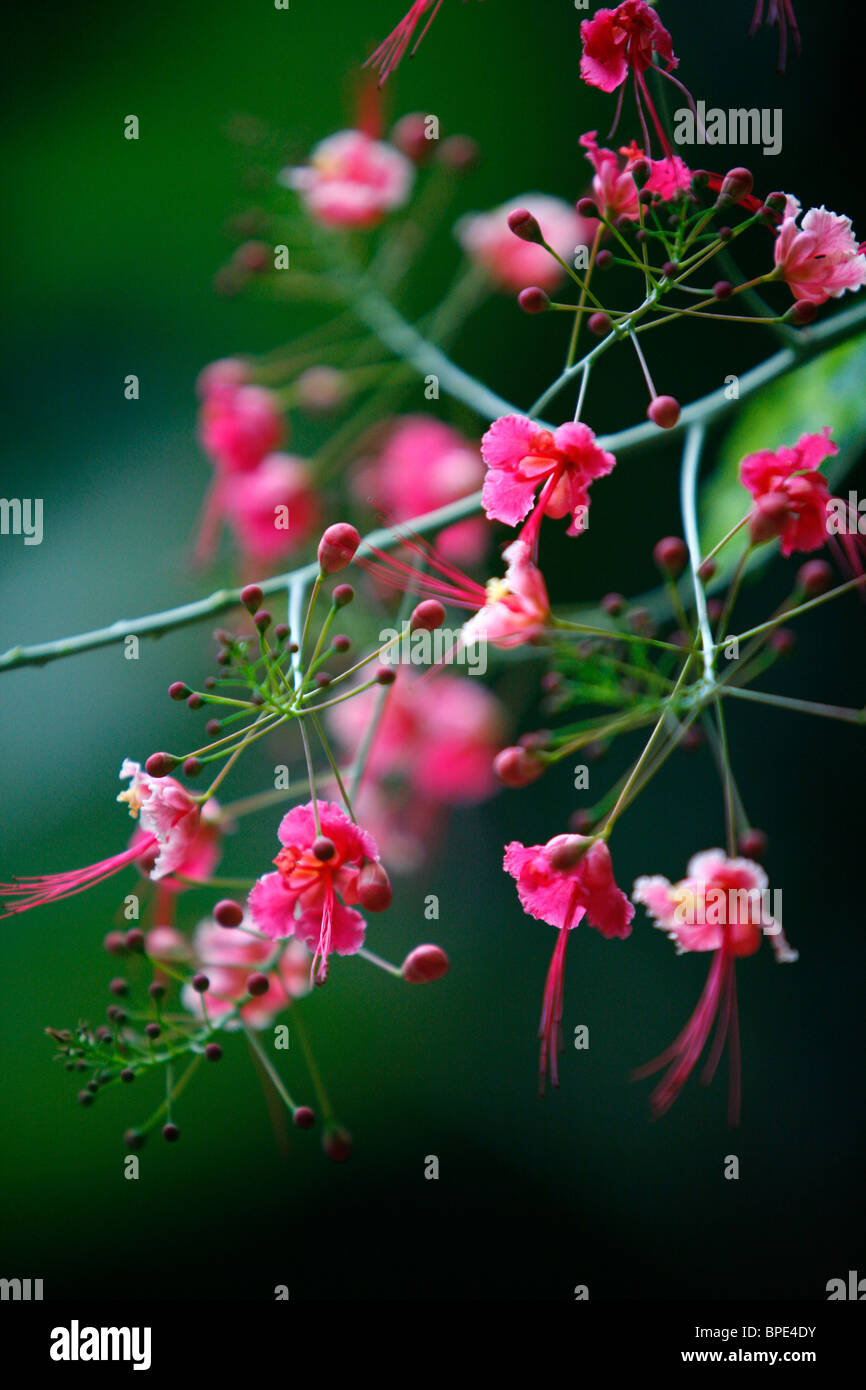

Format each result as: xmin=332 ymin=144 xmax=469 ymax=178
xmin=1 ymin=1 xmax=863 ymax=1300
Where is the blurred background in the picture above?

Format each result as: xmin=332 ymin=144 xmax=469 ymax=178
xmin=1 ymin=0 xmax=864 ymax=1300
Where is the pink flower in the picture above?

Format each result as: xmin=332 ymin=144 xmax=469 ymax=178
xmin=360 ymin=533 xmax=550 ymax=650
xmin=222 ymin=453 xmax=320 ymax=567
xmin=773 ymin=206 xmax=866 ymax=306
xmin=580 ymin=132 xmax=640 ymax=220
xmin=181 ymin=916 xmax=311 ymax=1029
xmin=740 ymin=427 xmax=837 ymax=556
xmin=504 ymin=834 xmax=634 ymax=1092
xmin=248 ymin=801 xmax=383 ymax=982
xmin=352 ymin=416 xmax=486 ymax=566
xmin=284 ymin=130 xmax=414 ymax=229
xmin=633 ymin=850 xmax=797 ymax=1121
xmin=0 ymin=761 xmax=206 ymax=918
xmin=328 ymin=669 xmax=506 ymax=805
xmin=198 ymin=385 xmax=284 ymax=476
xmin=580 ymin=0 xmax=678 ymax=93
xmin=580 ymin=134 xmax=691 ymax=220
xmin=480 ymin=414 xmax=616 ymax=538
xmin=456 ymin=195 xmax=593 ymax=293
xmin=643 ymin=151 xmax=693 ymax=201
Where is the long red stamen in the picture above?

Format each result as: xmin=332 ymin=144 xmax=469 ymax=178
xmin=0 ymin=834 xmax=159 ymax=919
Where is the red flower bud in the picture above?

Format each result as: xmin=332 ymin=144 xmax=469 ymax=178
xmin=653 ymin=536 xmax=689 ymax=578
xmin=401 ymin=943 xmax=450 ymax=984
xmin=493 ymin=745 xmax=545 ymax=788
xmin=647 ymin=395 xmax=681 ymax=429
xmin=318 ymin=523 xmax=361 ymax=575
xmin=240 ymin=584 xmax=263 ymax=614
xmin=410 ymin=599 xmax=446 ymax=632
xmin=214 ymin=899 xmax=244 ymax=927
xmin=507 ymin=208 xmax=544 ymax=244
xmin=518 ymin=286 xmax=551 ymax=314
xmin=796 ymin=559 xmax=833 ymax=596
xmin=357 ymin=860 xmax=393 ymax=913
xmin=719 ymin=167 xmax=753 ymax=202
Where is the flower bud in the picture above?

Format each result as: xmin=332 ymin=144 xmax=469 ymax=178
xmin=785 ymin=300 xmax=818 ymax=326
xmin=293 ymin=1106 xmax=315 ymax=1129
xmin=493 ymin=745 xmax=545 ymax=788
xmin=796 ymin=559 xmax=833 ymax=596
xmin=357 ymin=860 xmax=393 ymax=913
xmin=240 ymin=584 xmax=263 ymax=614
xmin=253 ymin=609 xmax=271 ymax=632
xmin=246 ymin=972 xmax=270 ymax=997
xmin=713 ymin=280 xmax=733 ymax=300
xmin=749 ymin=490 xmax=790 ymax=545
xmin=738 ymin=828 xmax=768 ymax=860
xmin=595 ymin=249 xmax=613 ymax=270
xmin=576 ymin=197 xmax=599 ymax=219
xmin=205 ymin=1043 xmax=223 ymax=1062
xmin=390 ymin=112 xmax=435 ymax=164
xmin=169 ymin=682 xmax=191 ymax=701
xmin=323 ymin=1126 xmax=352 ymax=1162
xmin=410 ymin=599 xmax=446 ymax=632
xmin=507 ymin=208 xmax=544 ymax=244
xmin=183 ymin=757 xmax=202 ymax=778
xmin=647 ymin=395 xmax=681 ymax=429
xmin=376 ymin=667 xmax=396 ymax=685
xmin=436 ymin=134 xmax=480 ymax=170
xmin=588 ymin=311 xmax=611 ymax=336
xmin=144 ymin=752 xmax=178 ymax=778
xmin=630 ymin=158 xmax=652 ymax=188
xmin=518 ymin=286 xmax=551 ymax=314
xmin=401 ymin=944 xmax=450 ymax=984
xmin=318 ymin=523 xmax=360 ymax=575
xmin=548 ymin=835 xmax=591 ymax=871
xmin=769 ymin=627 xmax=796 ymax=655
xmin=601 ymin=592 xmax=626 ymax=616
xmin=294 ymin=366 xmax=346 ymax=413
xmin=653 ymin=536 xmax=689 ymax=578
xmin=192 ymin=973 xmax=210 ymax=993
xmin=312 ymin=836 xmax=336 ymax=862
xmin=333 ymin=582 xmax=355 ymax=607
xmin=214 ymin=899 xmax=244 ymax=927
xmin=162 ymin=1123 xmax=180 ymax=1143
xmin=719 ymin=167 xmax=753 ymax=202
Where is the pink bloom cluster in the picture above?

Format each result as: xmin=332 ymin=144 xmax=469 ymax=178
xmin=196 ymin=363 xmax=318 ymax=567
xmin=352 ymin=415 xmax=487 ymax=565
xmin=181 ymin=916 xmax=311 ymax=1030
xmin=580 ymin=132 xmax=691 ymax=219
xmin=328 ymin=668 xmax=506 ymax=869
xmin=284 ymin=129 xmax=414 ymax=228
xmin=740 ymin=427 xmax=837 ymax=556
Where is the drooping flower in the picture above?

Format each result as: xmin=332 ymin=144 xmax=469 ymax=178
xmin=580 ymin=2 xmax=689 ymax=159
xmin=749 ymin=0 xmax=801 ymax=73
xmin=351 ymin=416 xmax=486 ymax=565
xmin=740 ymin=427 xmax=837 ymax=556
xmin=773 ymin=206 xmax=866 ymax=306
xmin=221 ymin=453 xmax=320 ymax=567
xmin=456 ymin=195 xmax=593 ymax=293
xmin=181 ymin=916 xmax=311 ymax=1029
xmin=198 ymin=384 xmax=284 ymax=476
xmin=248 ymin=801 xmax=386 ymax=982
xmin=504 ymin=833 xmax=634 ymax=1092
xmin=480 ymin=414 xmax=616 ymax=539
xmin=580 ymin=0 xmax=678 ymax=92
xmin=282 ymin=130 xmax=414 ymax=228
xmin=0 ymin=762 xmax=206 ymax=919
xmin=633 ymin=849 xmax=798 ymax=1122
